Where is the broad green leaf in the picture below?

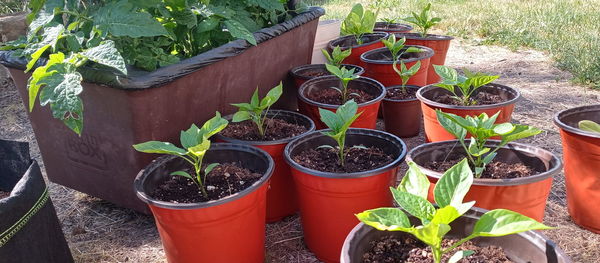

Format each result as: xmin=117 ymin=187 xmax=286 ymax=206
xmin=180 ymin=124 xmax=201 ymax=149
xmin=391 ymin=188 xmax=436 ymax=223
xmin=468 ymin=139 xmax=490 ymax=157
xmin=472 ymin=209 xmax=553 ymax=237
xmin=199 ymin=112 xmax=228 ymax=139
xmin=336 ymin=99 xmax=359 ymax=125
xmin=171 ymin=170 xmax=193 ymax=180
xmin=232 ymin=111 xmax=252 ymax=122
xmin=172 ymin=9 xmax=197 ymax=29
xmin=25 ymin=23 xmax=65 ymax=72
xmin=81 ymin=40 xmax=127 ymax=74
xmin=579 ymin=120 xmax=600 ymax=134
xmin=434 ymin=65 xmax=458 ymax=83
xmin=260 ymin=83 xmax=283 ymax=108
xmin=448 ymin=250 xmax=475 ymax=263
xmin=493 ymin=123 xmax=515 ymax=135
xmin=133 ymin=141 xmax=187 ymax=155
xmin=224 ymin=20 xmax=257 ymax=45
xmin=319 ymin=108 xmax=341 ymax=131
xmin=356 ymin=208 xmax=413 ymax=231
xmin=250 ymin=89 xmax=260 ymax=107
xmin=27 ymin=52 xmax=65 ymax=111
xmin=188 ymin=139 xmax=211 ymax=157
xmin=468 ymin=75 xmax=499 ymax=89
xmin=398 ymin=162 xmax=430 ymax=199
xmin=433 ymin=159 xmax=473 ymax=208
xmin=455 ymin=200 xmax=476 ymax=215
xmin=231 ymin=102 xmax=253 ymax=111
xmin=204 ymin=163 xmax=220 ymax=175
xmin=431 ymin=206 xmax=460 ymax=225
xmin=413 ymin=222 xmax=451 ymax=247
xmin=405 ymin=46 xmax=422 ymax=53
xmin=482 ymin=152 xmax=497 ymax=165
xmin=436 ymin=110 xmax=467 ymax=140
xmin=94 ymin=1 xmax=168 ymax=38
xmin=502 ymin=125 xmax=542 ymax=143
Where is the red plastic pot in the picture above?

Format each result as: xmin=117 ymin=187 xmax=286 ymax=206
xmin=360 ymin=46 xmax=433 ymax=87
xmin=373 ymin=22 xmax=412 ymax=34
xmin=134 ymin=144 xmax=274 ymax=263
xmin=284 ymin=128 xmax=407 ymax=263
xmin=417 ymin=84 xmax=521 ymax=142
xmin=290 ymin=64 xmax=365 ymax=91
xmin=394 ymin=33 xmax=454 ymax=84
xmin=328 ymin=32 xmax=388 ymax=67
xmin=554 ymin=105 xmax=600 ymax=233
xmin=407 ymin=140 xmax=562 ymax=222
xmin=382 ymin=85 xmax=422 ymax=138
xmin=216 ymin=110 xmax=315 ymax=223
xmin=298 ymin=76 xmax=385 ymax=129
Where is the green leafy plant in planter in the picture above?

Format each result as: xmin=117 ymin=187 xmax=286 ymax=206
xmin=435 ymin=110 xmax=542 ymax=177
xmin=1 ymin=0 xmax=293 ymax=135
xmin=340 ymin=3 xmax=378 ymax=45
xmin=381 ymin=34 xmax=422 ymax=61
xmin=230 ymin=83 xmax=283 ymax=138
xmin=433 ymin=65 xmax=500 ymax=106
xmin=357 ymin=159 xmax=552 ymax=263
xmin=322 ymin=46 xmax=352 ymax=67
xmin=133 ymin=112 xmax=228 ymax=197
xmin=579 ymin=120 xmax=600 ymax=134
xmin=325 ymin=63 xmax=361 ymax=103
xmin=318 ymin=100 xmax=362 ymax=166
xmin=403 ymin=3 xmax=441 ymax=37
xmin=392 ymin=60 xmax=421 ymax=94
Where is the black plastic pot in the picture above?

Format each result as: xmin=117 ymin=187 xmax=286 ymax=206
xmin=341 ymin=207 xmax=571 ymax=263
xmin=284 ymin=128 xmax=406 ymax=263
xmin=382 ymin=85 xmax=422 ymax=138
xmin=327 ymin=32 xmax=389 ymax=66
xmin=0 ymin=140 xmax=73 ymax=263
xmin=373 ymin=22 xmax=413 ymax=34
xmin=290 ymin=63 xmax=365 ymax=89
xmin=134 ymin=143 xmax=274 ymax=263
xmin=407 ymin=140 xmax=562 ymax=221
xmin=0 ymin=7 xmax=324 ymax=213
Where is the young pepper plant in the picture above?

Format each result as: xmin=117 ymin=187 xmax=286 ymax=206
xmin=340 ymin=3 xmax=378 ymax=45
xmin=579 ymin=120 xmax=600 ymax=134
xmin=381 ymin=34 xmax=421 ymax=61
xmin=133 ymin=113 xmax=228 ymax=198
xmin=436 ymin=110 xmax=542 ymax=177
xmin=318 ymin=100 xmax=362 ymax=166
xmin=322 ymin=46 xmax=352 ymax=67
xmin=357 ymin=159 xmax=553 ymax=263
xmin=433 ymin=65 xmax=500 ymax=106
xmin=403 ymin=3 xmax=442 ymax=37
xmin=230 ymin=83 xmax=283 ymax=138
xmin=325 ymin=63 xmax=360 ymax=103
xmin=392 ymin=60 xmax=421 ymax=94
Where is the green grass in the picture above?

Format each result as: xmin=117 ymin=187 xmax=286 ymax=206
xmin=307 ymin=0 xmax=600 ymax=88
xmin=0 ymin=0 xmax=28 ymax=15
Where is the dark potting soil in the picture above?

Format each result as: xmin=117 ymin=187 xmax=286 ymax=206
xmin=434 ymin=91 xmax=505 ymax=106
xmin=150 ymin=163 xmax=262 ymax=203
xmin=293 ymin=146 xmax=393 ymax=173
xmin=306 ymin=87 xmax=374 ymax=105
xmin=423 ymin=158 xmax=538 ymax=179
xmin=220 ymin=118 xmax=308 ymax=141
xmin=0 ymin=190 xmax=9 ymax=199
xmin=300 ymin=68 xmax=329 ymax=78
xmin=363 ymin=235 xmax=512 ymax=263
xmin=387 ymin=87 xmax=418 ymax=100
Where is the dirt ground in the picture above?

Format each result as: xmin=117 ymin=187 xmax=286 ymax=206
xmin=1 ymin=39 xmax=599 ymax=263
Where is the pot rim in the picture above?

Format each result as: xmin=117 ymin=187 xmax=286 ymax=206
xmin=393 ymin=32 xmax=455 ymax=41
xmin=328 ymin=32 xmax=389 ymax=50
xmin=298 ymin=75 xmax=386 ymax=109
xmin=290 ymin=64 xmax=365 ymax=80
xmin=283 ymin=128 xmax=407 ymax=179
xmin=359 ymin=46 xmax=434 ymax=65
xmin=416 ymin=83 xmax=522 ymax=110
xmin=553 ymin=104 xmax=600 ymax=139
xmin=374 ymin=21 xmax=413 ymax=32
xmin=406 ymin=139 xmax=562 ymax=186
xmin=216 ymin=110 xmax=317 ymax=145
xmin=383 ymin=85 xmax=421 ymax=102
xmin=133 ymin=143 xmax=274 ymax=210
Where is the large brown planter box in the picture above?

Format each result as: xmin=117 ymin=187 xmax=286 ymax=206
xmin=1 ymin=8 xmax=324 ymax=213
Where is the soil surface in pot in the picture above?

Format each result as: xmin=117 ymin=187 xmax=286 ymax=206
xmin=150 ymin=163 xmax=262 ymax=203
xmin=293 ymin=146 xmax=392 ymax=173
xmin=363 ymin=235 xmax=511 ymax=263
xmin=433 ymin=91 xmax=504 ymax=106
xmin=300 ymin=68 xmax=329 ymax=78
xmin=220 ymin=118 xmax=308 ymax=141
xmin=423 ymin=158 xmax=538 ymax=179
xmin=387 ymin=88 xmax=417 ymax=100
xmin=0 ymin=190 xmax=9 ymax=199
xmin=306 ymin=88 xmax=374 ymax=105
xmin=364 ymin=49 xmax=425 ymax=62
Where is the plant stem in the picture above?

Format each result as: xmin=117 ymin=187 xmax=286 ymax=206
xmin=195 ymin=157 xmax=209 ymax=198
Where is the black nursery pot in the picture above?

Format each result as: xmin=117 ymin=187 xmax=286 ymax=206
xmin=373 ymin=22 xmax=413 ymax=34
xmin=382 ymin=85 xmax=422 ymax=138
xmin=290 ymin=63 xmax=365 ymax=90
xmin=341 ymin=207 xmax=572 ymax=263
xmin=0 ymin=140 xmax=73 ymax=263
xmin=328 ymin=32 xmax=389 ymax=66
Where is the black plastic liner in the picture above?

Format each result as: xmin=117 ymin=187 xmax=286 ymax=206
xmin=0 ymin=139 xmax=73 ymax=263
xmin=0 ymin=7 xmax=325 ymax=90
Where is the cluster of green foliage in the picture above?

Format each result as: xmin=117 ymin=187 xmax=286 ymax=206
xmin=340 ymin=3 xmax=378 ymax=45
xmin=579 ymin=120 xmax=600 ymax=134
xmin=133 ymin=112 xmax=228 ymax=197
xmin=1 ymin=0 xmax=295 ymax=135
xmin=392 ymin=60 xmax=420 ymax=94
xmin=230 ymin=83 xmax=283 ymax=138
xmin=321 ymin=46 xmax=351 ymax=67
xmin=436 ymin=110 xmax=542 ymax=177
xmin=325 ymin=63 xmax=360 ymax=103
xmin=381 ymin=34 xmax=421 ymax=61
xmin=402 ymin=3 xmax=441 ymax=37
xmin=357 ymin=159 xmax=552 ymax=263
xmin=433 ymin=65 xmax=500 ymax=106
xmin=318 ymin=100 xmax=362 ymax=166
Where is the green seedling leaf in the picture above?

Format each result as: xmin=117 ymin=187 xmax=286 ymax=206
xmin=413 ymin=222 xmax=451 ymax=247
xmin=579 ymin=120 xmax=600 ymax=134
xmin=472 ymin=209 xmax=554 ymax=237
xmin=319 ymin=100 xmax=362 ymax=166
xmin=80 ymin=40 xmax=127 ymax=74
xmin=325 ymin=64 xmax=360 ymax=103
xmin=94 ymin=1 xmax=168 ymax=38
xmin=171 ymin=170 xmax=193 ymax=180
xmin=431 ymin=206 xmax=460 ymax=225
xmin=224 ymin=19 xmax=257 ymax=45
xmin=398 ymin=162 xmax=430 ymax=199
xmin=356 ymin=208 xmax=412 ymax=231
xmin=133 ymin=141 xmax=187 ymax=155
xmin=433 ymin=159 xmax=473 ymax=208
xmin=204 ymin=163 xmax=220 ymax=175
xmin=436 ymin=110 xmax=467 ymax=140
xmin=433 ymin=65 xmax=499 ymax=106
xmin=323 ymin=46 xmax=352 ymax=67
xmin=391 ymin=187 xmax=436 ymax=223
xmin=341 ymin=3 xmax=377 ymax=44
xmin=180 ymin=124 xmax=201 ymax=149
xmin=403 ymin=3 xmax=441 ymax=37
xmin=230 ymin=83 xmax=283 ymax=137
xmin=448 ymin=250 xmax=475 ymax=263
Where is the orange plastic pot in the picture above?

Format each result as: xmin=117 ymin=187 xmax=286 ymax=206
xmin=134 ymin=144 xmax=274 ymax=263
xmin=284 ymin=129 xmax=407 ymax=263
xmin=395 ymin=33 xmax=454 ymax=84
xmin=359 ymin=46 xmax=433 ymax=87
xmin=417 ymin=84 xmax=521 ymax=142
xmin=554 ymin=105 xmax=600 ymax=233
xmin=298 ymin=76 xmax=385 ymax=129
xmin=290 ymin=64 xmax=365 ymax=91
xmin=382 ymin=85 xmax=422 ymax=138
xmin=216 ymin=110 xmax=315 ymax=223
xmin=373 ymin=22 xmax=412 ymax=34
xmin=407 ymin=140 xmax=561 ymax=221
xmin=328 ymin=32 xmax=388 ymax=67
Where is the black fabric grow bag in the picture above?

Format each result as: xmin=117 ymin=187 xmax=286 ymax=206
xmin=0 ymin=139 xmax=73 ymax=263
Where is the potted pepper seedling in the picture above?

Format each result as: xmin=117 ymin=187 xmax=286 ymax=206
xmin=328 ymin=3 xmax=388 ymax=66
xmin=284 ymin=100 xmax=407 ymax=263
xmin=554 ymin=105 xmax=600 ymax=233
xmin=417 ymin=65 xmax=521 ymax=142
xmin=216 ymin=83 xmax=315 ymax=222
xmin=133 ymin=112 xmax=275 ymax=263
xmin=406 ymin=110 xmax=561 ymax=221
xmin=297 ymin=63 xmax=385 ymax=129
xmin=341 ymin=160 xmax=570 ymax=263
xmin=382 ymin=60 xmax=423 ymax=137
xmin=290 ymin=46 xmax=365 ymax=90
